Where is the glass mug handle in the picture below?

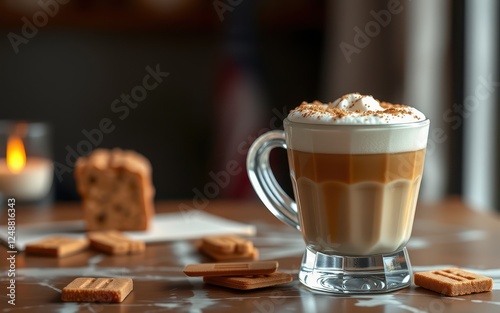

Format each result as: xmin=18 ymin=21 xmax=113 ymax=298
xmin=246 ymin=130 xmax=300 ymax=231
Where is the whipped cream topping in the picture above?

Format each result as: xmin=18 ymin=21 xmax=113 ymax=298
xmin=288 ymin=93 xmax=426 ymax=125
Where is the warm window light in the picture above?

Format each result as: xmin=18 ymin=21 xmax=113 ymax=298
xmin=6 ymin=136 xmax=26 ymax=173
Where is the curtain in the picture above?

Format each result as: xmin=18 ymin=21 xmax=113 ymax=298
xmin=322 ymin=0 xmax=450 ymax=203
xmin=322 ymin=0 xmax=499 ymax=211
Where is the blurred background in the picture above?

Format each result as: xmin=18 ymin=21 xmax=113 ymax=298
xmin=0 ymin=0 xmax=498 ymax=212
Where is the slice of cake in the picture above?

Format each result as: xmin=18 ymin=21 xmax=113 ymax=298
xmin=75 ymin=148 xmax=155 ymax=231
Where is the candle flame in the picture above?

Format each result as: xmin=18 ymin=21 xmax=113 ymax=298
xmin=7 ymin=136 xmax=26 ymax=173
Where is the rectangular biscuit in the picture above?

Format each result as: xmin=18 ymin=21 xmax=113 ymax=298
xmin=414 ymin=268 xmax=493 ymax=296
xmin=183 ymin=261 xmax=278 ymax=277
xmin=88 ymin=231 xmax=145 ymax=255
xmin=201 ymin=235 xmax=253 ymax=254
xmin=25 ymin=236 xmax=89 ymax=257
xmin=203 ymin=272 xmax=293 ymax=290
xmin=199 ymin=244 xmax=259 ymax=262
xmin=61 ymin=277 xmax=133 ymax=303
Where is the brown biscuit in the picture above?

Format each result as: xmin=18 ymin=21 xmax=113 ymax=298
xmin=25 ymin=236 xmax=89 ymax=257
xmin=183 ymin=261 xmax=278 ymax=277
xmin=203 ymin=272 xmax=293 ymax=290
xmin=61 ymin=277 xmax=133 ymax=303
xmin=199 ymin=244 xmax=259 ymax=262
xmin=414 ymin=268 xmax=493 ymax=296
xmin=201 ymin=235 xmax=254 ymax=254
xmin=88 ymin=231 xmax=145 ymax=255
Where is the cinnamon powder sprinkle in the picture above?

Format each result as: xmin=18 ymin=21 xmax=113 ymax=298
xmin=291 ymin=100 xmax=421 ymax=122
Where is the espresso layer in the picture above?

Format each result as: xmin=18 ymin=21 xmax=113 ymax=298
xmin=289 ymin=149 xmax=426 ymax=184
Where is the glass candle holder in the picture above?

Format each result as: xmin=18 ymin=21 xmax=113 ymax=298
xmin=0 ymin=121 xmax=53 ymax=203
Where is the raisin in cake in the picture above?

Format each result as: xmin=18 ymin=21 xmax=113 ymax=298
xmin=75 ymin=148 xmax=155 ymax=231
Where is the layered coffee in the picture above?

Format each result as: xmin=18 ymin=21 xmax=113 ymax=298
xmin=285 ymin=93 xmax=429 ymax=255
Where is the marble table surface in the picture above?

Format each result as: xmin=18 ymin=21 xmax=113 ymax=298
xmin=1 ymin=198 xmax=499 ymax=313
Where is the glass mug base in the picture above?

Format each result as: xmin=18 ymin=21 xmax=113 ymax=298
xmin=298 ymin=246 xmax=412 ymax=294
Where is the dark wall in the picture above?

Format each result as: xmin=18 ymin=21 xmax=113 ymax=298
xmin=0 ymin=2 xmax=325 ymax=200
xmin=0 ymin=30 xmax=219 ymax=200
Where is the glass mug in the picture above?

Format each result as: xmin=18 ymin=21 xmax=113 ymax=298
xmin=247 ymin=118 xmax=430 ymax=293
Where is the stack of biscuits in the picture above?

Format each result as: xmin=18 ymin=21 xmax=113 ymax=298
xmin=184 ymin=260 xmax=293 ymax=290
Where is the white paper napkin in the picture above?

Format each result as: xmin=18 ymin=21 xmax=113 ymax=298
xmin=0 ymin=210 xmax=256 ymax=251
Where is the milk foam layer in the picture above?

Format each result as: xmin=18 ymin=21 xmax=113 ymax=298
xmin=285 ymin=93 xmax=429 ymax=154
xmin=288 ymin=93 xmax=426 ymax=125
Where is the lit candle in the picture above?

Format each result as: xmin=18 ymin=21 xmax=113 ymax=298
xmin=0 ymin=135 xmax=53 ymax=201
